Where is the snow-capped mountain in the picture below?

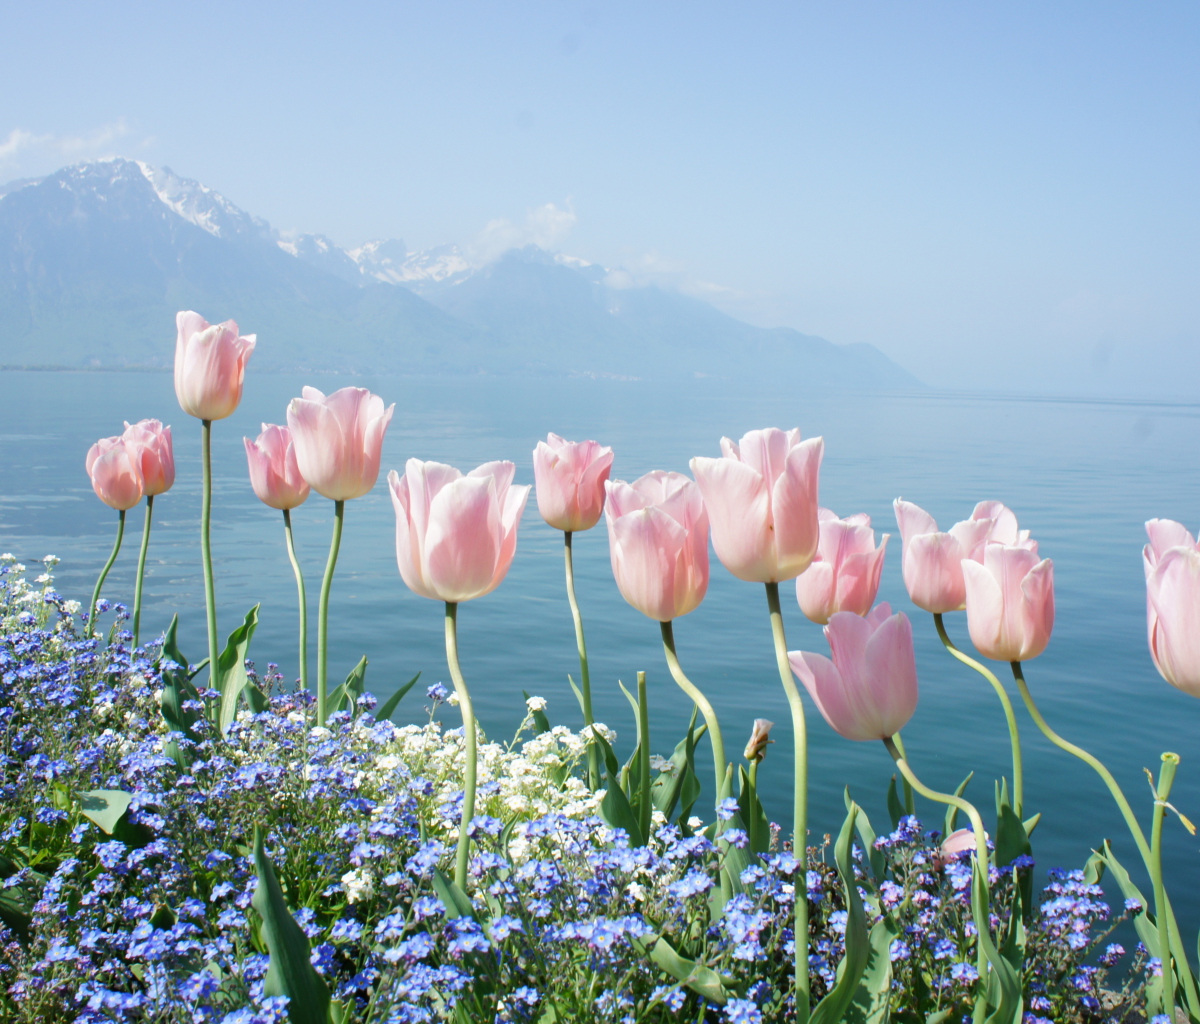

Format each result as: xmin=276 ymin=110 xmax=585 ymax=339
xmin=0 ymin=158 xmax=921 ymax=387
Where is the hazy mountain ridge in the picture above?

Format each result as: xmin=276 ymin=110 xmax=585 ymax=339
xmin=0 ymin=159 xmax=921 ymax=387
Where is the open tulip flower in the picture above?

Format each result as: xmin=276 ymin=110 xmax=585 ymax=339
xmin=1144 ymin=519 xmax=1200 ymax=697
xmin=287 ymin=386 xmax=394 ymax=502
xmin=796 ymin=509 xmax=889 ymax=624
xmin=893 ymin=499 xmax=1030 ymax=614
xmin=389 ymin=459 xmax=530 ymax=603
xmin=245 ymin=424 xmax=310 ymax=511
xmin=121 ymin=419 xmax=174 ymax=497
xmin=604 ymin=471 xmax=709 ymax=621
xmin=789 ymin=603 xmax=919 ymax=742
xmin=533 ymin=432 xmax=614 ymax=533
xmin=690 ymin=427 xmax=823 ymax=584
xmin=962 ymin=543 xmax=1054 ymax=662
xmin=174 ymin=311 xmax=256 ymax=422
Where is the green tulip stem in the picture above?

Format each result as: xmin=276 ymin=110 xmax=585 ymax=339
xmin=316 ymin=499 xmax=344 ymax=725
xmin=891 ymin=731 xmax=917 ymax=816
xmin=131 ymin=496 xmax=154 ymax=649
xmin=1152 ymin=752 xmax=1181 ymax=1022
xmin=636 ymin=670 xmax=652 ymax=844
xmin=884 ymin=735 xmax=994 ymax=1017
xmin=89 ymin=510 xmax=126 ymax=639
xmin=765 ymin=581 xmax=810 ymax=1023
xmin=564 ymin=531 xmax=599 ymax=789
xmin=1010 ymin=661 xmax=1198 ymax=1008
xmin=935 ymin=613 xmax=1024 ymax=816
xmin=747 ymin=756 xmax=760 ymax=854
xmin=200 ymin=420 xmax=219 ymax=687
xmin=445 ymin=601 xmax=477 ymax=889
xmin=660 ymin=620 xmax=727 ymax=804
xmin=283 ymin=509 xmax=309 ymax=692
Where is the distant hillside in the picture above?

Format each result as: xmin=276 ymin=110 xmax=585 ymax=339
xmin=0 ymin=159 xmax=922 ymax=388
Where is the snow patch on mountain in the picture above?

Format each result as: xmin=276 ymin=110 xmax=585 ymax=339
xmin=134 ymin=161 xmax=271 ymax=242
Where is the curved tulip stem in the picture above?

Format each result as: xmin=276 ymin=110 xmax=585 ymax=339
xmin=935 ymin=613 xmax=1023 ymax=816
xmin=316 ymin=499 xmax=344 ymax=725
xmin=765 ymin=581 xmax=809 ymax=1023
xmin=1010 ymin=662 xmax=1199 ymax=1008
xmin=283 ymin=509 xmax=309 ymax=692
xmin=659 ymin=620 xmax=727 ymax=804
xmin=200 ymin=420 xmax=219 ymax=687
xmin=131 ymin=496 xmax=153 ymax=650
xmin=89 ymin=510 xmax=125 ymax=639
xmin=445 ymin=601 xmax=477 ymax=889
xmin=884 ymin=735 xmax=995 ymax=1019
xmin=1152 ymin=753 xmax=1181 ymax=1022
xmin=891 ymin=731 xmax=917 ymax=816
xmin=564 ymin=531 xmax=599 ymax=789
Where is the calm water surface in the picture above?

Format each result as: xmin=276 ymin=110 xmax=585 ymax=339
xmin=3 ymin=370 xmax=1198 ymax=928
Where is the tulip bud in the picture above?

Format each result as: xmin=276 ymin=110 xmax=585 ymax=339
xmin=796 ymin=509 xmax=888 ymax=624
xmin=961 ymin=545 xmax=1054 ymax=662
xmin=532 ymin=433 xmax=614 ymax=532
xmin=933 ymin=827 xmax=985 ymax=870
xmin=174 ymin=311 xmax=255 ymax=421
xmin=287 ymin=386 xmax=395 ymax=501
xmin=85 ymin=437 xmax=145 ymax=511
xmin=691 ymin=427 xmax=824 ymax=583
xmin=744 ymin=719 xmax=774 ymax=763
xmin=389 ymin=458 xmax=530 ymax=603
xmin=604 ymin=471 xmax=709 ymax=621
xmin=1144 ymin=519 xmax=1200 ymax=697
xmin=121 ymin=419 xmax=174 ymax=497
xmin=244 ymin=424 xmax=310 ymax=510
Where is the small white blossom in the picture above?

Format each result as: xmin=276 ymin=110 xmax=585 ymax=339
xmin=525 ymin=695 xmax=547 ymax=712
xmin=62 ymin=600 xmax=81 ymax=614
xmin=648 ymin=755 xmax=674 ymax=773
xmin=341 ymin=869 xmax=375 ymax=904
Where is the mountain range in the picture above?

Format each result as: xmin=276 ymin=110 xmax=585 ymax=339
xmin=0 ymin=159 xmax=920 ymax=387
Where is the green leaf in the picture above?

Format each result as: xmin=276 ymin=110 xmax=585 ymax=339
xmin=217 ymin=605 xmax=261 ymax=734
xmin=376 ymin=672 xmax=421 ymax=722
xmin=1021 ymin=812 xmax=1041 ymax=837
xmin=845 ymin=787 xmax=885 ymax=881
xmin=994 ymin=780 xmax=1034 ymax=917
xmin=432 ymin=867 xmax=476 ymax=919
xmin=845 ymin=915 xmax=900 ymax=1024
xmin=521 ymin=689 xmax=553 ymax=735
xmin=637 ymin=933 xmax=731 ymax=1005
xmin=598 ymin=762 xmax=645 ymax=846
xmin=651 ymin=707 xmax=701 ymax=823
xmin=251 ymin=826 xmax=331 ymax=1024
xmin=329 ymin=656 xmax=369 ymax=716
xmin=77 ymin=790 xmax=134 ymax=834
xmin=811 ymin=802 xmax=871 ymax=1024
xmin=1093 ymin=842 xmax=1159 ymax=955
xmin=588 ymin=723 xmax=624 ymax=786
xmin=157 ymin=616 xmax=202 ymax=766
xmin=943 ymin=771 xmax=974 ymax=836
xmin=971 ymin=857 xmax=1021 ymax=1024
xmin=886 ymin=775 xmax=904 ymax=829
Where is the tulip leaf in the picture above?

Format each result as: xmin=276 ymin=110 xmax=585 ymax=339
xmin=587 ymin=719 xmax=623 ymax=781
xmin=520 ymin=690 xmax=552 ymax=735
xmin=327 ymin=656 xmax=368 ymax=717
xmin=373 ymin=671 xmax=420 ymax=722
xmin=251 ymin=826 xmax=330 ymax=1024
xmin=942 ymin=771 xmax=974 ymax=837
xmin=77 ymin=789 xmax=133 ymax=835
xmin=811 ymin=801 xmax=870 ymax=1024
xmin=971 ymin=857 xmax=1021 ymax=1024
xmin=994 ymin=780 xmax=1033 ymax=915
xmin=635 ymin=933 xmax=731 ymax=1005
xmin=845 ymin=787 xmax=886 ymax=882
xmin=157 ymin=615 xmax=201 ymax=767
xmin=651 ymin=707 xmax=701 ymax=824
xmin=886 ymin=776 xmax=905 ymax=830
xmin=432 ymin=867 xmax=476 ymax=920
xmin=739 ymin=766 xmax=771 ymax=856
xmin=216 ymin=605 xmax=261 ymax=735
xmin=598 ymin=762 xmax=645 ymax=847
xmin=1021 ymin=812 xmax=1041 ymax=837
xmin=845 ymin=914 xmax=900 ymax=1024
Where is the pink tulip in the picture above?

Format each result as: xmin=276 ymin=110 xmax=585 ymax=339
xmin=121 ymin=419 xmax=174 ymax=497
xmin=604 ymin=471 xmax=709 ymax=621
xmin=788 ymin=603 xmax=918 ymax=742
xmin=934 ymin=827 xmax=985 ymax=869
xmin=244 ymin=424 xmax=311 ymax=510
xmin=690 ymin=427 xmax=824 ymax=583
xmin=961 ymin=545 xmax=1054 ymax=661
xmin=795 ymin=509 xmax=889 ymax=624
xmin=893 ymin=499 xmax=1031 ymax=614
xmin=287 ymin=386 xmax=395 ymax=501
xmin=174 ymin=311 xmax=256 ymax=421
xmin=1143 ymin=519 xmax=1200 ymax=697
xmin=85 ymin=437 xmax=145 ymax=511
xmin=389 ymin=459 xmax=530 ymax=603
xmin=532 ymin=433 xmax=614 ymax=532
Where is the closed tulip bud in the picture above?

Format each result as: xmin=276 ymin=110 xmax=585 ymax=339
xmin=287 ymin=386 xmax=395 ymax=501
xmin=690 ymin=427 xmax=824 ymax=583
xmin=1143 ymin=519 xmax=1200 ymax=697
xmin=961 ymin=545 xmax=1054 ymax=662
xmin=389 ymin=459 xmax=530 ymax=603
xmin=244 ymin=424 xmax=310 ymax=510
xmin=604 ymin=471 xmax=709 ymax=621
xmin=796 ymin=509 xmax=889 ymax=624
xmin=893 ymin=499 xmax=1031 ymax=614
xmin=121 ymin=419 xmax=174 ymax=496
xmin=744 ymin=719 xmax=775 ymax=763
xmin=85 ymin=437 xmax=144 ymax=511
xmin=789 ymin=603 xmax=918 ymax=742
xmin=532 ymin=433 xmax=614 ymax=532
xmin=174 ymin=311 xmax=256 ymax=421
xmin=934 ymin=827 xmax=984 ymax=870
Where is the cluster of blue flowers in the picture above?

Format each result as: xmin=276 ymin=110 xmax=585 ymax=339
xmin=0 ymin=557 xmax=1154 ymax=1022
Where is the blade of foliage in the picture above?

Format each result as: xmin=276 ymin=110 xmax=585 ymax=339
xmin=636 ymin=933 xmax=731 ymax=1005
xmin=886 ymin=775 xmax=905 ymax=829
xmin=994 ymin=779 xmax=1033 ymax=914
xmin=845 ymin=787 xmax=885 ymax=881
xmin=217 ymin=605 xmax=261 ymax=734
xmin=375 ymin=672 xmax=420 ymax=722
xmin=521 ymin=690 xmax=552 ymax=735
xmin=942 ymin=771 xmax=974 ymax=836
xmin=650 ymin=707 xmax=701 ymax=824
xmin=739 ymin=765 xmax=771 ymax=856
xmin=972 ymin=858 xmax=1021 ymax=1024
xmin=77 ymin=790 xmax=133 ymax=834
xmin=811 ymin=801 xmax=870 ymax=1024
xmin=328 ymin=656 xmax=368 ymax=716
xmin=432 ymin=867 xmax=476 ymax=919
xmin=157 ymin=615 xmax=202 ymax=766
xmin=845 ymin=915 xmax=899 ymax=1024
xmin=251 ymin=826 xmax=331 ymax=1024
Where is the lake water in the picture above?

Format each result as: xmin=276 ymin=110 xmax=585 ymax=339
xmin=2 ymin=369 xmax=1198 ymax=931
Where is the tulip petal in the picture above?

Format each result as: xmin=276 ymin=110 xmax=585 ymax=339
xmin=893 ymin=499 xmax=938 ymax=547
xmin=903 ymin=532 xmax=967 ymax=613
xmin=771 ymin=436 xmax=824 ymax=581
xmin=423 ymin=476 xmax=502 ymax=602
xmin=690 ymin=456 xmax=775 ymax=582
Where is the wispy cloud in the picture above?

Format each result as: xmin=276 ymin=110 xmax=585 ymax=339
xmin=0 ymin=120 xmax=133 ymax=176
xmin=465 ymin=201 xmax=576 ymax=265
xmin=604 ymin=249 xmax=745 ymax=302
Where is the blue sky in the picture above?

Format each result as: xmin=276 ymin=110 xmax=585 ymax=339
xmin=2 ymin=2 xmax=1197 ymax=390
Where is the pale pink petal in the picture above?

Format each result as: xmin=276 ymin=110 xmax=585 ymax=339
xmin=903 ymin=532 xmax=967 ymax=613
xmin=1018 ymin=558 xmax=1055 ymax=660
xmin=893 ymin=499 xmax=938 ymax=547
xmin=770 ymin=436 xmax=824 ymax=581
xmin=963 ymin=558 xmax=1008 ymax=659
xmin=862 ymin=611 xmax=919 ymax=737
xmin=690 ymin=456 xmax=774 ymax=582
xmin=389 ymin=470 xmax=437 ymax=600
xmin=608 ymin=506 xmax=685 ymax=621
xmin=796 ymin=560 xmax=836 ymax=624
xmin=424 ymin=476 xmax=502 ymax=602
